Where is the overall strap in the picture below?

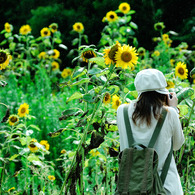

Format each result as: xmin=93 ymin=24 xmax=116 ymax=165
xmin=148 ymin=108 xmax=167 ymax=148
xmin=123 ymin=105 xmax=135 ymax=147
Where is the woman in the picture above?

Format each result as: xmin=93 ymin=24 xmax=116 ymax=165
xmin=117 ymin=69 xmax=185 ymax=195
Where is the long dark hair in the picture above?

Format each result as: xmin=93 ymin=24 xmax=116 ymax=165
xmin=132 ymin=91 xmax=167 ymax=126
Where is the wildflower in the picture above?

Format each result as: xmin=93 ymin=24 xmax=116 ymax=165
xmin=38 ymin=52 xmax=47 ymax=59
xmin=170 ymin=59 xmax=175 ymax=66
xmin=40 ymin=27 xmax=51 ymax=37
xmin=49 ymin=23 xmax=58 ymax=33
xmin=61 ymin=68 xmax=72 ymax=78
xmin=152 ymin=50 xmax=160 ymax=57
xmin=48 ymin=175 xmax=55 ymax=181
xmin=115 ymin=44 xmax=138 ymax=69
xmin=106 ymin=11 xmax=118 ymax=22
xmin=19 ymin=25 xmax=31 ymax=35
xmin=89 ymin=149 xmax=100 ymax=157
xmin=8 ymin=114 xmax=19 ymax=126
xmin=40 ymin=140 xmax=50 ymax=151
xmin=103 ymin=92 xmax=111 ymax=104
xmin=119 ymin=2 xmax=130 ymax=14
xmin=61 ymin=149 xmax=67 ymax=154
xmin=81 ymin=49 xmax=96 ymax=63
xmin=51 ymin=49 xmax=60 ymax=59
xmin=175 ymin=62 xmax=188 ymax=80
xmin=18 ymin=103 xmax=29 ymax=117
xmin=73 ymin=22 xmax=84 ymax=33
xmin=162 ymin=34 xmax=169 ymax=41
xmin=28 ymin=139 xmax=38 ymax=153
xmin=112 ymin=95 xmax=121 ymax=110
xmin=137 ymin=47 xmax=146 ymax=56
xmin=154 ymin=22 xmax=165 ymax=31
xmin=103 ymin=41 xmax=121 ymax=65
xmin=7 ymin=187 xmax=15 ymax=192
xmin=51 ymin=61 xmax=59 ymax=71
xmin=0 ymin=50 xmax=10 ymax=70
xmin=4 ymin=22 xmax=12 ymax=33
xmin=166 ymin=81 xmax=175 ymax=89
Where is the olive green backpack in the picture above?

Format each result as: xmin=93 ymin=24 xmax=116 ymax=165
xmin=115 ymin=105 xmax=173 ymax=195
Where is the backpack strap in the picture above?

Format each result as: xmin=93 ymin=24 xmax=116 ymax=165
xmin=148 ymin=108 xmax=167 ymax=148
xmin=123 ymin=105 xmax=135 ymax=147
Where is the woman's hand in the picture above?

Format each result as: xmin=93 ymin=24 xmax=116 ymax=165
xmin=167 ymin=92 xmax=178 ymax=107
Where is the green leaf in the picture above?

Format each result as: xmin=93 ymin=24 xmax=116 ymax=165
xmin=27 ymin=153 xmax=40 ymax=162
xmin=177 ymin=87 xmax=194 ymax=103
xmin=96 ymin=68 xmax=109 ymax=77
xmin=190 ymin=67 xmax=195 ymax=77
xmin=89 ymin=57 xmax=106 ymax=68
xmin=83 ymin=93 xmax=94 ymax=103
xmin=9 ymin=154 xmax=19 ymax=161
xmin=108 ymin=85 xmax=120 ymax=94
xmin=130 ymin=91 xmax=138 ymax=99
xmin=20 ymin=136 xmax=31 ymax=146
xmin=127 ymin=82 xmax=136 ymax=91
xmin=70 ymin=78 xmax=90 ymax=87
xmin=72 ymin=38 xmax=79 ymax=46
xmin=54 ymin=38 xmax=62 ymax=44
xmin=59 ymin=44 xmax=68 ymax=50
xmin=88 ymin=68 xmax=102 ymax=75
xmin=72 ymin=67 xmax=87 ymax=80
xmin=130 ymin=22 xmax=138 ymax=29
xmin=66 ymin=92 xmax=83 ymax=103
xmin=177 ymin=105 xmax=189 ymax=116
xmin=0 ymin=40 xmax=7 ymax=45
xmin=28 ymin=124 xmax=40 ymax=131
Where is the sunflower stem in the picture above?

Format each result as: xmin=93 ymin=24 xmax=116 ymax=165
xmin=187 ymin=100 xmax=195 ymax=124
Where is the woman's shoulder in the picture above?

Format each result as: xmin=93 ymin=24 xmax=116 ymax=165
xmin=117 ymin=101 xmax=136 ymax=114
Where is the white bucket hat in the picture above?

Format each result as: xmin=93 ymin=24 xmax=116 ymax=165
xmin=134 ymin=69 xmax=169 ymax=98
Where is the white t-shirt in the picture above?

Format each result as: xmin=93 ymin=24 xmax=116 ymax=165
xmin=117 ymin=102 xmax=185 ymax=195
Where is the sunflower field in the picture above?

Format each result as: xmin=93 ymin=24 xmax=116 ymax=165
xmin=0 ymin=1 xmax=195 ymax=195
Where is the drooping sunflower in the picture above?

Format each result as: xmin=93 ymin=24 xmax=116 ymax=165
xmin=103 ymin=41 xmax=121 ymax=65
xmin=51 ymin=49 xmax=60 ymax=59
xmin=28 ymin=139 xmax=38 ymax=153
xmin=119 ymin=2 xmax=130 ymax=14
xmin=61 ymin=68 xmax=72 ymax=78
xmin=154 ymin=22 xmax=165 ymax=31
xmin=18 ymin=103 xmax=29 ymax=117
xmin=49 ymin=23 xmax=58 ymax=33
xmin=137 ymin=47 xmax=146 ymax=56
xmin=61 ymin=149 xmax=67 ymax=154
xmin=4 ymin=22 xmax=12 ymax=33
xmin=48 ymin=175 xmax=56 ymax=181
xmin=8 ymin=114 xmax=19 ymax=126
xmin=7 ymin=187 xmax=15 ymax=193
xmin=40 ymin=140 xmax=50 ymax=151
xmin=19 ymin=25 xmax=32 ymax=35
xmin=115 ymin=45 xmax=138 ymax=69
xmin=73 ymin=22 xmax=84 ymax=33
xmin=152 ymin=50 xmax=160 ymax=57
xmin=81 ymin=49 xmax=96 ymax=63
xmin=170 ymin=59 xmax=175 ymax=66
xmin=175 ymin=62 xmax=188 ymax=80
xmin=38 ymin=52 xmax=47 ymax=60
xmin=51 ymin=61 xmax=59 ymax=71
xmin=40 ymin=27 xmax=51 ymax=37
xmin=112 ymin=95 xmax=121 ymax=110
xmin=103 ymin=92 xmax=111 ymax=104
xmin=166 ymin=81 xmax=175 ymax=89
xmin=0 ymin=50 xmax=10 ymax=70
xmin=106 ymin=11 xmax=118 ymax=22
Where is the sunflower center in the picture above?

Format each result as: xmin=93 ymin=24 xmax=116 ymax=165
xmin=0 ymin=52 xmax=7 ymax=63
xmin=20 ymin=108 xmax=26 ymax=113
xmin=104 ymin=93 xmax=110 ymax=101
xmin=116 ymin=100 xmax=120 ymax=106
xmin=77 ymin=25 xmax=81 ymax=29
xmin=29 ymin=143 xmax=36 ymax=148
xmin=178 ymin=67 xmax=184 ymax=75
xmin=110 ymin=14 xmax=114 ymax=19
xmin=44 ymin=31 xmax=48 ymax=35
xmin=122 ymin=6 xmax=127 ymax=10
xmin=10 ymin=117 xmax=18 ymax=123
xmin=108 ymin=45 xmax=119 ymax=61
xmin=121 ymin=51 xmax=132 ymax=62
xmin=156 ymin=25 xmax=162 ymax=30
xmin=83 ymin=51 xmax=95 ymax=59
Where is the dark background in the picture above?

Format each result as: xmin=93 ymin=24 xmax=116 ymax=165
xmin=0 ymin=0 xmax=194 ymax=67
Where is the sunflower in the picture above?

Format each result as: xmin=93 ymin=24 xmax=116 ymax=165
xmin=51 ymin=61 xmax=59 ymax=71
xmin=119 ymin=2 xmax=130 ymax=14
xmin=61 ymin=68 xmax=72 ymax=78
xmin=4 ymin=22 xmax=12 ymax=33
xmin=8 ymin=114 xmax=19 ymax=126
xmin=81 ymin=49 xmax=96 ymax=63
xmin=162 ymin=34 xmax=169 ymax=41
xmin=7 ymin=187 xmax=15 ymax=192
xmin=18 ymin=103 xmax=29 ymax=117
xmin=106 ymin=11 xmax=118 ymax=22
xmin=28 ymin=139 xmax=38 ymax=153
xmin=49 ymin=23 xmax=58 ymax=33
xmin=0 ymin=50 xmax=10 ymax=70
xmin=175 ymin=62 xmax=188 ymax=80
xmin=73 ymin=22 xmax=84 ymax=33
xmin=137 ymin=47 xmax=146 ymax=56
xmin=19 ymin=25 xmax=32 ymax=35
xmin=103 ymin=92 xmax=111 ymax=104
xmin=112 ymin=95 xmax=121 ymax=110
xmin=38 ymin=52 xmax=47 ymax=60
xmin=166 ymin=81 xmax=175 ymax=89
xmin=103 ymin=41 xmax=121 ymax=65
xmin=89 ymin=149 xmax=100 ymax=157
xmin=154 ymin=22 xmax=165 ymax=31
xmin=61 ymin=149 xmax=67 ymax=154
xmin=40 ymin=140 xmax=50 ymax=151
xmin=170 ymin=59 xmax=175 ymax=66
xmin=48 ymin=175 xmax=56 ymax=181
xmin=40 ymin=27 xmax=51 ymax=37
xmin=152 ymin=50 xmax=160 ymax=57
xmin=115 ymin=45 xmax=138 ymax=69
xmin=51 ymin=49 xmax=60 ymax=59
